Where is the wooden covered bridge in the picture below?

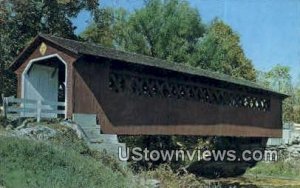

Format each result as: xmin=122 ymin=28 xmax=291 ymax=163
xmin=9 ymin=34 xmax=287 ymax=137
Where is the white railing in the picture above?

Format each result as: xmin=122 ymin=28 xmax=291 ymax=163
xmin=2 ymin=96 xmax=65 ymax=122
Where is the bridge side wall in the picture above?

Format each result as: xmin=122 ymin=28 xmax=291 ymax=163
xmin=73 ymin=57 xmax=283 ymax=137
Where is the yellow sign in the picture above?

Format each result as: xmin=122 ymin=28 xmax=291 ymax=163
xmin=39 ymin=42 xmax=47 ymax=55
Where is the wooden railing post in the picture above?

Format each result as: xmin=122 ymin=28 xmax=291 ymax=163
xmin=2 ymin=94 xmax=7 ymax=118
xmin=4 ymin=98 xmax=7 ymax=118
xmin=1 ymin=94 xmax=3 ymax=113
xmin=22 ymin=97 xmax=25 ymax=118
xmin=37 ymin=100 xmax=41 ymax=122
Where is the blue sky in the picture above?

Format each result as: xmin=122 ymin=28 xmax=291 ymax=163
xmin=72 ymin=0 xmax=300 ymax=84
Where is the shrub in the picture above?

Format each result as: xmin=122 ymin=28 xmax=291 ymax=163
xmin=139 ymin=164 xmax=207 ymax=188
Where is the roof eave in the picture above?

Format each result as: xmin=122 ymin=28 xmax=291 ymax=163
xmin=84 ymin=54 xmax=289 ymax=99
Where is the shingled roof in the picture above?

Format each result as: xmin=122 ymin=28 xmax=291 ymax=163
xmin=10 ymin=34 xmax=288 ymax=98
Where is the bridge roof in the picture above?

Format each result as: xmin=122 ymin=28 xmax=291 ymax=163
xmin=10 ymin=34 xmax=288 ymax=98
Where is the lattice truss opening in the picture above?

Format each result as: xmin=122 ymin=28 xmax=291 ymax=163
xmin=108 ymin=70 xmax=270 ymax=112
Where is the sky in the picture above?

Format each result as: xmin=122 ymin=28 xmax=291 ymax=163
xmin=72 ymin=0 xmax=300 ymax=84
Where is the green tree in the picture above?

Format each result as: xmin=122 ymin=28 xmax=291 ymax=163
xmin=191 ymin=20 xmax=256 ymax=81
xmin=83 ymin=0 xmax=205 ymax=63
xmin=257 ymin=65 xmax=293 ymax=122
xmin=125 ymin=0 xmax=205 ymax=63
xmin=0 ymin=0 xmax=98 ymax=99
xmin=266 ymin=65 xmax=293 ymax=122
xmin=265 ymin=65 xmax=292 ymax=93
xmin=81 ymin=8 xmax=116 ymax=47
xmin=292 ymin=77 xmax=300 ymax=123
xmin=82 ymin=2 xmax=256 ymax=82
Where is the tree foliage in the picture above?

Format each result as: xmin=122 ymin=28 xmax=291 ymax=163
xmin=83 ymin=0 xmax=205 ymax=64
xmin=257 ymin=65 xmax=294 ymax=122
xmin=82 ymin=1 xmax=256 ymax=82
xmin=294 ymin=84 xmax=300 ymax=123
xmin=120 ymin=0 xmax=205 ymax=63
xmin=81 ymin=8 xmax=116 ymax=47
xmin=191 ymin=20 xmax=256 ymax=81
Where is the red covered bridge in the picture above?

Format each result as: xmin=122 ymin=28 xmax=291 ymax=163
xmin=9 ymin=34 xmax=288 ymax=137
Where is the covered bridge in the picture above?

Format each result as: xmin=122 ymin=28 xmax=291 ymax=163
xmin=9 ymin=34 xmax=288 ymax=137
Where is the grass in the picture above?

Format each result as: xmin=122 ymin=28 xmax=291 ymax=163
xmin=245 ymin=160 xmax=300 ymax=180
xmin=0 ymin=136 xmax=135 ymax=188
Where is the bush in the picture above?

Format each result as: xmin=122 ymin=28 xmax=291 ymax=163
xmin=47 ymin=124 xmax=90 ymax=154
xmin=139 ymin=164 xmax=207 ymax=188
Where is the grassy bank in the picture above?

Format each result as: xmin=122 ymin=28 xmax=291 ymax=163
xmin=245 ymin=160 xmax=300 ymax=180
xmin=0 ymin=137 xmax=134 ymax=188
xmin=0 ymin=119 xmax=210 ymax=188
